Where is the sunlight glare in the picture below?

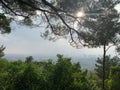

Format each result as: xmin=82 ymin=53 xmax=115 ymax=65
xmin=76 ymin=11 xmax=85 ymax=18
xmin=115 ymin=4 xmax=120 ymax=13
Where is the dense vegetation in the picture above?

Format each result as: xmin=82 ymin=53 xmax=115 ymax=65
xmin=0 ymin=54 xmax=120 ymax=90
xmin=0 ymin=0 xmax=120 ymax=90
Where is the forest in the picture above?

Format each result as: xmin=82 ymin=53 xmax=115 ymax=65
xmin=0 ymin=54 xmax=120 ymax=90
xmin=0 ymin=0 xmax=120 ymax=90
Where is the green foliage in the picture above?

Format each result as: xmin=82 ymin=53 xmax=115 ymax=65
xmin=95 ymin=56 xmax=120 ymax=79
xmin=2 ymin=54 xmax=119 ymax=90
xmin=0 ymin=13 xmax=11 ymax=34
xmin=0 ymin=45 xmax=5 ymax=58
xmin=95 ymin=55 xmax=120 ymax=89
xmin=87 ymin=71 xmax=101 ymax=90
xmin=0 ymin=54 xmax=100 ymax=90
xmin=107 ymin=66 xmax=120 ymax=90
xmin=0 ymin=60 xmax=26 ymax=90
xmin=2 ymin=0 xmax=36 ymax=15
xmin=25 ymin=56 xmax=33 ymax=63
xmin=50 ymin=54 xmax=73 ymax=90
xmin=0 ymin=58 xmax=9 ymax=72
xmin=0 ymin=0 xmax=120 ymax=42
xmin=81 ymin=9 xmax=120 ymax=47
xmin=15 ymin=64 xmax=45 ymax=90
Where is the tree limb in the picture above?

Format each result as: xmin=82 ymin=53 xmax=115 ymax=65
xmin=0 ymin=0 xmax=29 ymax=18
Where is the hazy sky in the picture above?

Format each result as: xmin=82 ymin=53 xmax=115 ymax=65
xmin=0 ymin=4 xmax=120 ymax=57
xmin=0 ymin=21 xmax=116 ymax=58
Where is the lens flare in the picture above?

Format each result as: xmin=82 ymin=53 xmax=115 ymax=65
xmin=76 ymin=11 xmax=85 ymax=17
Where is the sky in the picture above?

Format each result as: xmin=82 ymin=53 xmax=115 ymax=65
xmin=0 ymin=4 xmax=120 ymax=58
xmin=0 ymin=21 xmax=116 ymax=58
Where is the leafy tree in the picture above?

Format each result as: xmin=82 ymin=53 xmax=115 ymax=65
xmin=25 ymin=56 xmax=33 ymax=63
xmin=0 ymin=54 xmax=108 ymax=90
xmin=14 ymin=64 xmax=46 ymax=90
xmin=0 ymin=0 xmax=84 ymax=38
xmin=0 ymin=60 xmax=26 ymax=90
xmin=0 ymin=45 xmax=5 ymax=58
xmin=0 ymin=0 xmax=119 ymax=42
xmin=107 ymin=66 xmax=120 ymax=90
xmin=73 ymin=62 xmax=81 ymax=72
xmin=78 ymin=1 xmax=120 ymax=89
xmin=0 ymin=58 xmax=9 ymax=71
xmin=87 ymin=71 xmax=101 ymax=90
xmin=49 ymin=54 xmax=98 ymax=90
xmin=0 ymin=13 xmax=11 ymax=34
xmin=33 ymin=59 xmax=55 ymax=90
xmin=7 ymin=60 xmax=26 ymax=90
xmin=0 ymin=58 xmax=10 ymax=90
xmin=1 ymin=1 xmax=120 ymax=89
xmin=50 ymin=54 xmax=73 ymax=90
xmin=95 ymin=56 xmax=120 ymax=89
xmin=72 ymin=70 xmax=90 ymax=90
xmin=95 ymin=56 xmax=120 ymax=79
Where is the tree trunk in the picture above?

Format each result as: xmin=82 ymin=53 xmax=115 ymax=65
xmin=102 ymin=44 xmax=106 ymax=90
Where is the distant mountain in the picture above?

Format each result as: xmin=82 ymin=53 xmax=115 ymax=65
xmin=4 ymin=54 xmax=26 ymax=61
xmin=4 ymin=54 xmax=100 ymax=70
xmin=71 ymin=55 xmax=98 ymax=70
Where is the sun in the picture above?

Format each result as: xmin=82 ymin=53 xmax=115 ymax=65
xmin=76 ymin=11 xmax=85 ymax=18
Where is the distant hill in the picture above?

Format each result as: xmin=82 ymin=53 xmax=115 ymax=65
xmin=4 ymin=54 xmax=99 ymax=70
